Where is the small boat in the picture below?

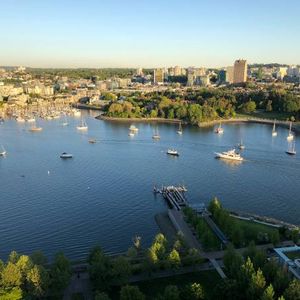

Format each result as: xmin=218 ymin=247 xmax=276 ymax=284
xmin=129 ymin=125 xmax=139 ymax=132
xmin=238 ymin=140 xmax=245 ymax=150
xmin=287 ymin=122 xmax=294 ymax=141
xmin=128 ymin=131 xmax=135 ymax=137
xmin=286 ymin=142 xmax=296 ymax=155
xmin=88 ymin=139 xmax=97 ymax=144
xmin=77 ymin=119 xmax=88 ymax=131
xmin=177 ymin=122 xmax=183 ymax=135
xmin=272 ymin=120 xmax=277 ymax=137
xmin=0 ymin=146 xmax=6 ymax=156
xmin=61 ymin=116 xmax=69 ymax=126
xmin=73 ymin=109 xmax=81 ymax=117
xmin=152 ymin=127 xmax=160 ymax=140
xmin=215 ymin=123 xmax=224 ymax=134
xmin=215 ymin=149 xmax=243 ymax=161
xmin=60 ymin=152 xmax=73 ymax=159
xmin=16 ymin=116 xmax=25 ymax=123
xmin=167 ymin=149 xmax=179 ymax=156
xmin=26 ymin=117 xmax=35 ymax=123
xmin=29 ymin=125 xmax=43 ymax=132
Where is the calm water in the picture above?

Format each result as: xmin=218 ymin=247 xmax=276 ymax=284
xmin=0 ymin=111 xmax=299 ymax=261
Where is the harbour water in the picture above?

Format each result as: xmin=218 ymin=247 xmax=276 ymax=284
xmin=0 ymin=110 xmax=299 ymax=260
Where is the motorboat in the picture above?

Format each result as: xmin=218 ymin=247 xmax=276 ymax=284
xmin=167 ymin=149 xmax=179 ymax=156
xmin=129 ymin=125 xmax=139 ymax=132
xmin=215 ymin=149 xmax=243 ymax=161
xmin=215 ymin=123 xmax=224 ymax=134
xmin=60 ymin=152 xmax=73 ymax=159
xmin=29 ymin=126 xmax=43 ymax=132
xmin=88 ymin=139 xmax=97 ymax=144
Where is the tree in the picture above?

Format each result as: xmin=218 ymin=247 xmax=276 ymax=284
xmin=283 ymin=279 xmax=300 ymax=300
xmin=248 ymin=268 xmax=266 ymax=300
xmin=1 ymin=262 xmax=22 ymax=289
xmin=163 ymin=285 xmax=180 ymax=300
xmin=9 ymin=251 xmax=20 ymax=264
xmin=184 ymin=282 xmax=204 ymax=300
xmin=167 ymin=249 xmax=181 ymax=269
xmin=16 ymin=255 xmax=33 ymax=279
xmin=30 ymin=251 xmax=48 ymax=266
xmin=94 ymin=291 xmax=111 ymax=300
xmin=49 ymin=252 xmax=71 ymax=296
xmin=27 ymin=265 xmax=49 ymax=297
xmin=120 ymin=285 xmax=145 ymax=300
xmin=111 ymin=256 xmax=131 ymax=286
xmin=223 ymin=244 xmax=244 ymax=279
xmin=261 ymin=284 xmax=275 ymax=300
xmin=241 ymin=100 xmax=256 ymax=113
xmin=266 ymin=100 xmax=273 ymax=112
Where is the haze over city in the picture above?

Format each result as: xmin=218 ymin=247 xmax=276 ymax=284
xmin=1 ymin=0 xmax=300 ymax=68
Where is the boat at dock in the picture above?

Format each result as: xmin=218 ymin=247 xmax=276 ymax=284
xmin=60 ymin=152 xmax=73 ymax=159
xmin=215 ymin=149 xmax=243 ymax=161
xmin=167 ymin=149 xmax=179 ymax=156
xmin=286 ymin=142 xmax=296 ymax=155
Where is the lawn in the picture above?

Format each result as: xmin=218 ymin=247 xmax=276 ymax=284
xmin=285 ymin=250 xmax=300 ymax=260
xmin=236 ymin=111 xmax=293 ymax=121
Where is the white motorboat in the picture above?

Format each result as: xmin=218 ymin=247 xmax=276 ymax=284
xmin=215 ymin=123 xmax=224 ymax=134
xmin=77 ymin=119 xmax=88 ymax=131
xmin=215 ymin=149 xmax=243 ymax=161
xmin=272 ymin=120 xmax=277 ymax=137
xmin=60 ymin=152 xmax=73 ymax=159
xmin=287 ymin=122 xmax=294 ymax=141
xmin=286 ymin=142 xmax=296 ymax=155
xmin=0 ymin=146 xmax=6 ymax=156
xmin=129 ymin=125 xmax=139 ymax=132
xmin=167 ymin=149 xmax=179 ymax=156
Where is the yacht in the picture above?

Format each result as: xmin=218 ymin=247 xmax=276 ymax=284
xmin=77 ymin=119 xmax=88 ymax=131
xmin=0 ymin=146 xmax=6 ymax=156
xmin=272 ymin=120 xmax=277 ymax=137
xmin=215 ymin=123 xmax=224 ymax=134
xmin=60 ymin=152 xmax=73 ymax=159
xmin=215 ymin=149 xmax=243 ymax=161
xmin=286 ymin=142 xmax=296 ymax=155
xmin=177 ymin=122 xmax=183 ymax=135
xmin=167 ymin=149 xmax=179 ymax=156
xmin=287 ymin=122 xmax=294 ymax=141
xmin=129 ymin=125 xmax=139 ymax=132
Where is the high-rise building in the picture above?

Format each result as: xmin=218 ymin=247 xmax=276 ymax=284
xmin=174 ymin=66 xmax=182 ymax=76
xmin=153 ymin=68 xmax=165 ymax=84
xmin=233 ymin=59 xmax=247 ymax=83
xmin=226 ymin=66 xmax=234 ymax=83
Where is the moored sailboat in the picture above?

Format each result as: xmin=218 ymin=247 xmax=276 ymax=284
xmin=272 ymin=120 xmax=277 ymax=137
xmin=287 ymin=122 xmax=294 ymax=141
xmin=177 ymin=122 xmax=183 ymax=135
xmin=286 ymin=142 xmax=296 ymax=155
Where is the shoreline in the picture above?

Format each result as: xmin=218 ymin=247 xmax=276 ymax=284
xmin=95 ymin=114 xmax=300 ymax=133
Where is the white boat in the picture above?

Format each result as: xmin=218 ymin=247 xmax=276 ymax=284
xmin=287 ymin=122 xmax=294 ymax=141
xmin=177 ymin=122 xmax=183 ymax=135
xmin=272 ymin=120 xmax=277 ymax=137
xmin=215 ymin=123 xmax=224 ymax=134
xmin=129 ymin=125 xmax=139 ymax=132
xmin=61 ymin=116 xmax=69 ymax=126
xmin=60 ymin=152 xmax=73 ymax=159
xmin=238 ymin=140 xmax=245 ymax=150
xmin=128 ymin=131 xmax=135 ymax=137
xmin=0 ymin=146 xmax=6 ymax=156
xmin=215 ymin=149 xmax=243 ymax=161
xmin=29 ymin=120 xmax=43 ymax=132
xmin=27 ymin=117 xmax=35 ymax=123
xmin=88 ymin=138 xmax=97 ymax=144
xmin=286 ymin=142 xmax=296 ymax=155
xmin=73 ymin=109 xmax=81 ymax=117
xmin=152 ymin=128 xmax=160 ymax=140
xmin=16 ymin=116 xmax=25 ymax=123
xmin=77 ymin=119 xmax=88 ymax=131
xmin=167 ymin=149 xmax=179 ymax=156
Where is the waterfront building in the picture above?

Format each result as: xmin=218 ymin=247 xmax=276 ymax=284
xmin=233 ymin=59 xmax=247 ymax=83
xmin=274 ymin=246 xmax=300 ymax=280
xmin=153 ymin=68 xmax=165 ymax=84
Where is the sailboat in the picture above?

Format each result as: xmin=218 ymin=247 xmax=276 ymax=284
xmin=177 ymin=122 xmax=183 ymax=135
xmin=238 ymin=140 xmax=245 ymax=150
xmin=152 ymin=127 xmax=160 ymax=140
xmin=286 ymin=142 xmax=296 ymax=155
xmin=77 ymin=119 xmax=88 ymax=131
xmin=29 ymin=119 xmax=43 ymax=132
xmin=61 ymin=115 xmax=69 ymax=126
xmin=287 ymin=122 xmax=294 ymax=141
xmin=0 ymin=146 xmax=6 ymax=156
xmin=215 ymin=123 xmax=224 ymax=134
xmin=272 ymin=120 xmax=277 ymax=137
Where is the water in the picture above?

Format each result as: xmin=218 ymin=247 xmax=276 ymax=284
xmin=0 ymin=111 xmax=299 ymax=261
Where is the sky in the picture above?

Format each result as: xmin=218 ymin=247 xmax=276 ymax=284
xmin=1 ymin=0 xmax=300 ymax=68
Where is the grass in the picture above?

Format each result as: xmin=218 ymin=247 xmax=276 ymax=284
xmin=236 ymin=110 xmax=293 ymax=121
xmin=285 ymin=250 xmax=300 ymax=260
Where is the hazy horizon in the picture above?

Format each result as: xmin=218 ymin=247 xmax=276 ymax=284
xmin=1 ymin=0 xmax=300 ymax=68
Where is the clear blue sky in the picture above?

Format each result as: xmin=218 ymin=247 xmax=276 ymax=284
xmin=1 ymin=0 xmax=299 ymax=68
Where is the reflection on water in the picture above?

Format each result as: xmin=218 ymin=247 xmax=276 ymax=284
xmin=0 ymin=110 xmax=299 ymax=260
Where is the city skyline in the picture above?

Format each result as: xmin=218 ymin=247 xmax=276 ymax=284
xmin=1 ymin=0 xmax=300 ymax=68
